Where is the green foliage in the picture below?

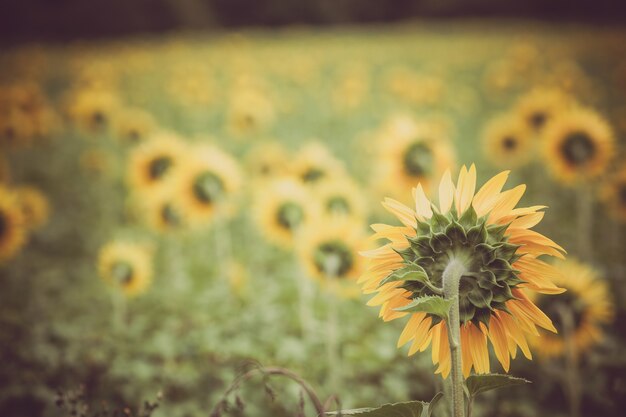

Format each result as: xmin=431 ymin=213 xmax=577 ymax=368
xmin=394 ymin=295 xmax=453 ymax=319
xmin=326 ymin=392 xmax=442 ymax=417
xmin=465 ymin=373 xmax=531 ymax=398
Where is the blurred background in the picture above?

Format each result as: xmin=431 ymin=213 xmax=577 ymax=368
xmin=1 ymin=2 xmax=626 ymax=417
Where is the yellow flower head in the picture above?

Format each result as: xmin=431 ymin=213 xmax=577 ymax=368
xmin=360 ymin=165 xmax=566 ymax=377
xmin=514 ymin=88 xmax=573 ymax=134
xmin=114 ymin=107 xmax=156 ymax=144
xmin=66 ymin=88 xmax=119 ymax=134
xmin=530 ymin=259 xmax=614 ymax=358
xmin=291 ymin=142 xmax=346 ymax=187
xmin=543 ymin=107 xmax=615 ymax=184
xmin=176 ymin=144 xmax=242 ymax=225
xmin=0 ymin=186 xmax=27 ymax=262
xmin=0 ymin=109 xmax=34 ymax=149
xmin=227 ymin=89 xmax=274 ymax=137
xmin=482 ymin=114 xmax=533 ymax=169
xmin=138 ymin=184 xmax=189 ymax=233
xmin=376 ymin=116 xmax=455 ymax=198
xmin=298 ymin=216 xmax=367 ymax=298
xmin=244 ymin=141 xmax=290 ymax=182
xmin=600 ymin=165 xmax=626 ymax=221
xmin=14 ymin=186 xmax=50 ymax=231
xmin=98 ymin=241 xmax=153 ymax=296
xmin=315 ymin=177 xmax=367 ymax=222
xmin=127 ymin=132 xmax=187 ymax=193
xmin=254 ymin=178 xmax=317 ymax=248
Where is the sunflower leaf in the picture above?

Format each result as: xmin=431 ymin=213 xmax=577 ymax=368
xmin=394 ymin=295 xmax=453 ymax=319
xmin=379 ymin=263 xmax=429 ymax=287
xmin=326 ymin=395 xmax=442 ymax=417
xmin=465 ymin=374 xmax=531 ymax=398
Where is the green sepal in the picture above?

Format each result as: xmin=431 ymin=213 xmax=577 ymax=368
xmin=473 ymin=307 xmax=492 ymax=328
xmin=465 ymin=374 xmax=531 ymax=398
xmin=408 ymin=236 xmax=435 ymax=257
xmin=474 ymin=270 xmax=502 ymax=290
xmin=459 ymin=297 xmax=476 ymax=323
xmin=394 ymin=295 xmax=453 ymax=320
xmin=467 ymin=287 xmax=493 ymax=309
xmin=494 ymin=242 xmax=521 ymax=260
xmin=458 ymin=205 xmax=478 ymax=228
xmin=430 ymin=211 xmax=450 ymax=233
xmin=393 ymin=246 xmax=417 ymax=263
xmin=475 ymin=243 xmax=497 ymax=265
xmin=379 ymin=263 xmax=429 ymax=287
xmin=416 ymin=220 xmax=431 ymax=235
xmin=466 ymin=222 xmax=487 ymax=246
xmin=486 ymin=223 xmax=510 ymax=243
xmin=429 ymin=233 xmax=452 ymax=253
xmin=491 ymin=283 xmax=515 ymax=302
xmin=445 ymin=220 xmax=467 ymax=244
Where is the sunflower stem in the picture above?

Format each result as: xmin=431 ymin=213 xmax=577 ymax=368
xmin=576 ymin=184 xmax=593 ymax=262
xmin=558 ymin=305 xmax=581 ymax=417
xmin=442 ymin=258 xmax=467 ymax=417
xmin=324 ymin=255 xmax=342 ymax=395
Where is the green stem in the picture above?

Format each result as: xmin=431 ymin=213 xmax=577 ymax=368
xmin=576 ymin=184 xmax=593 ymax=262
xmin=558 ymin=306 xmax=581 ymax=417
xmin=442 ymin=258 xmax=467 ymax=417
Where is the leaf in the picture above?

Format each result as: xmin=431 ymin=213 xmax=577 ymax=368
xmin=379 ymin=264 xmax=429 ymax=287
xmin=394 ymin=295 xmax=453 ymax=319
xmin=465 ymin=374 xmax=530 ymax=398
xmin=424 ymin=392 xmax=443 ymax=417
xmin=325 ymin=401 xmax=425 ymax=416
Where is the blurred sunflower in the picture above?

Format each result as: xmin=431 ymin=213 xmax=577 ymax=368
xmin=315 ymin=177 xmax=367 ymax=221
xmin=530 ymin=259 xmax=614 ymax=357
xmin=0 ymin=109 xmax=34 ymax=149
xmin=139 ymin=186 xmax=188 ymax=233
xmin=14 ymin=186 xmax=50 ymax=231
xmin=254 ymin=178 xmax=317 ymax=248
xmin=98 ymin=241 xmax=153 ymax=296
xmin=360 ymin=165 xmax=565 ymax=377
xmin=0 ymin=154 xmax=10 ymax=182
xmin=127 ymin=133 xmax=187 ymax=193
xmin=66 ymin=88 xmax=119 ymax=134
xmin=543 ymin=107 xmax=615 ymax=184
xmin=176 ymin=144 xmax=242 ymax=225
xmin=376 ymin=118 xmax=454 ymax=197
xmin=114 ymin=107 xmax=156 ymax=144
xmin=482 ymin=114 xmax=533 ymax=169
xmin=298 ymin=216 xmax=366 ymax=297
xmin=599 ymin=165 xmax=626 ymax=221
xmin=514 ymin=88 xmax=572 ymax=135
xmin=291 ymin=142 xmax=346 ymax=187
xmin=227 ymin=89 xmax=274 ymax=137
xmin=0 ymin=186 xmax=27 ymax=262
xmin=244 ymin=141 xmax=290 ymax=181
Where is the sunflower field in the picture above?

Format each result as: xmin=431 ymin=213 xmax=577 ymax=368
xmin=1 ymin=21 xmax=626 ymax=417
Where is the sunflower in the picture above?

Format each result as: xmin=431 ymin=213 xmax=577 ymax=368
xmin=66 ymin=88 xmax=119 ymax=134
xmin=599 ymin=165 xmax=626 ymax=221
xmin=14 ymin=186 xmax=50 ymax=231
xmin=176 ymin=144 xmax=242 ymax=225
xmin=114 ymin=107 xmax=156 ymax=144
xmin=138 ymin=185 xmax=188 ymax=233
xmin=298 ymin=216 xmax=366 ymax=297
xmin=291 ymin=142 xmax=346 ymax=187
xmin=0 ymin=186 xmax=27 ymax=262
xmin=97 ymin=241 xmax=153 ymax=296
xmin=127 ymin=132 xmax=187 ymax=193
xmin=530 ymin=259 xmax=613 ymax=357
xmin=376 ymin=117 xmax=455 ymax=199
xmin=254 ymin=178 xmax=317 ymax=248
xmin=315 ymin=177 xmax=367 ymax=221
xmin=359 ymin=165 xmax=566 ymax=377
xmin=543 ymin=107 xmax=615 ymax=184
xmin=227 ymin=89 xmax=274 ymax=137
xmin=482 ymin=114 xmax=533 ymax=169
xmin=0 ymin=109 xmax=34 ymax=149
xmin=244 ymin=141 xmax=290 ymax=182
xmin=514 ymin=88 xmax=573 ymax=135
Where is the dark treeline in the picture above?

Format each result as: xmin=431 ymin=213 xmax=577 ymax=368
xmin=1 ymin=0 xmax=626 ymax=43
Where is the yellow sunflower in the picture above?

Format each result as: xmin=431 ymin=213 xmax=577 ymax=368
xmin=600 ymin=166 xmax=626 ymax=221
xmin=97 ymin=241 xmax=153 ymax=296
xmin=360 ymin=165 xmax=566 ymax=377
xmin=298 ymin=216 xmax=366 ymax=297
xmin=114 ymin=107 xmax=156 ymax=144
xmin=0 ymin=109 xmax=34 ymax=149
xmin=127 ymin=132 xmax=187 ymax=193
xmin=315 ymin=177 xmax=367 ymax=221
xmin=376 ymin=117 xmax=455 ymax=199
xmin=227 ymin=89 xmax=274 ymax=137
xmin=254 ymin=178 xmax=317 ymax=248
xmin=514 ymin=88 xmax=573 ymax=135
xmin=291 ymin=142 xmax=346 ymax=187
xmin=0 ymin=186 xmax=27 ymax=262
xmin=14 ymin=186 xmax=50 ymax=231
xmin=543 ymin=107 xmax=615 ymax=184
xmin=482 ymin=114 xmax=533 ymax=169
xmin=244 ymin=141 xmax=290 ymax=182
xmin=66 ymin=88 xmax=119 ymax=134
xmin=529 ymin=259 xmax=613 ymax=358
xmin=176 ymin=144 xmax=242 ymax=225
xmin=138 ymin=185 xmax=189 ymax=233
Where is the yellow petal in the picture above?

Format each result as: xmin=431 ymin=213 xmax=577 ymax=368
xmin=472 ymin=170 xmax=510 ymax=217
xmin=488 ymin=184 xmax=526 ymax=223
xmin=413 ymin=184 xmax=433 ymax=220
xmin=438 ymin=169 xmax=455 ymax=214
